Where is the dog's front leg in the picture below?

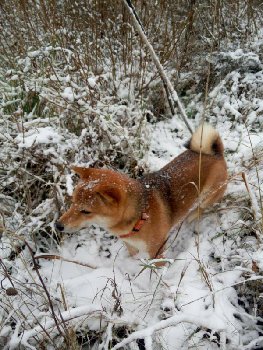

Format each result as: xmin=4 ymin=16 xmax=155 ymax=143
xmin=124 ymin=241 xmax=139 ymax=256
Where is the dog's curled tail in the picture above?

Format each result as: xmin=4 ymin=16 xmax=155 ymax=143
xmin=187 ymin=123 xmax=224 ymax=156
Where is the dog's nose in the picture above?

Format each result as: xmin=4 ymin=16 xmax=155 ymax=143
xmin=55 ymin=221 xmax=64 ymax=232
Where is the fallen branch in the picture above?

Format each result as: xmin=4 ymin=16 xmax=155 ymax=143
xmin=112 ymin=312 xmax=226 ymax=349
xmin=18 ymin=305 xmax=102 ymax=349
xmin=123 ymin=0 xmax=194 ymax=134
xmin=112 ymin=275 xmax=263 ymax=349
xmin=34 ymin=253 xmax=98 ymax=269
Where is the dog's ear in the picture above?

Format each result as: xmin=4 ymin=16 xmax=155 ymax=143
xmin=71 ymin=166 xmax=91 ymax=179
xmin=95 ymin=185 xmax=122 ymax=205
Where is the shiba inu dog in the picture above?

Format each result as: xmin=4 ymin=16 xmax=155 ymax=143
xmin=56 ymin=124 xmax=227 ymax=260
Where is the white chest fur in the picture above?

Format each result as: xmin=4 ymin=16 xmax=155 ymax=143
xmin=122 ymin=237 xmax=147 ymax=254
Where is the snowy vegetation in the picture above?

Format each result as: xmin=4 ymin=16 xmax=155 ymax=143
xmin=0 ymin=1 xmax=262 ymax=349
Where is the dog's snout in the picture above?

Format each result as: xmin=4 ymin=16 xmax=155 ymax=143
xmin=55 ymin=221 xmax=64 ymax=232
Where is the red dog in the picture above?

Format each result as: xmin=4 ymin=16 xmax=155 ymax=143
xmin=56 ymin=124 xmax=227 ymax=260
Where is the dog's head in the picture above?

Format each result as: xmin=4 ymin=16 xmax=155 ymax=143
xmin=55 ymin=167 xmax=137 ymax=234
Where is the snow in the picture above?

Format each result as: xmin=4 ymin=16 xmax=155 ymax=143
xmin=65 ymin=173 xmax=74 ymax=196
xmin=9 ymin=104 xmax=260 ymax=347
xmin=0 ymin=8 xmax=263 ymax=350
xmin=15 ymin=126 xmax=63 ymax=148
xmin=2 ymin=98 xmax=263 ymax=350
xmin=61 ymin=86 xmax=74 ymax=102
xmin=88 ymin=77 xmax=96 ymax=88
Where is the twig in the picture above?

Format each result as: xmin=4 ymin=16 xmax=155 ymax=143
xmin=242 ymin=172 xmax=261 ymax=222
xmin=99 ymin=322 xmax=113 ymax=350
xmin=245 ymin=123 xmax=263 ymax=230
xmin=24 ymin=241 xmax=64 ymax=337
xmin=58 ymin=283 xmax=68 ymax=311
xmin=123 ymin=0 xmax=194 ymax=134
xmin=34 ymin=253 xmax=98 ymax=269
xmin=0 ymin=258 xmax=16 ymax=289
xmin=143 ymin=271 xmax=162 ymax=319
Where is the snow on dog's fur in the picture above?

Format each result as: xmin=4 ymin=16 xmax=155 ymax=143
xmin=56 ymin=124 xmax=227 ymax=260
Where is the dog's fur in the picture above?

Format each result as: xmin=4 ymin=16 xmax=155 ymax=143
xmin=56 ymin=124 xmax=227 ymax=259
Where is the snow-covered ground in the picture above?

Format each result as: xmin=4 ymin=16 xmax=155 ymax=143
xmin=0 ymin=5 xmax=262 ymax=349
xmin=1 ymin=102 xmax=262 ymax=349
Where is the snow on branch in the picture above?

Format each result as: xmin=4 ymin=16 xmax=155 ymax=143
xmin=14 ymin=305 xmax=102 ymax=349
xmin=112 ymin=312 xmax=226 ymax=349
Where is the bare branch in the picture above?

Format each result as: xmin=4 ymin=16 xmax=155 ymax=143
xmin=123 ymin=0 xmax=194 ymax=134
xmin=34 ymin=253 xmax=98 ymax=269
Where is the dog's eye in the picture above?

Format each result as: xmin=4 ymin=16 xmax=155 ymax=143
xmin=80 ymin=210 xmax=91 ymax=215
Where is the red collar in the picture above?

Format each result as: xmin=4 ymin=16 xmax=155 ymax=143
xmin=119 ymin=212 xmax=149 ymax=239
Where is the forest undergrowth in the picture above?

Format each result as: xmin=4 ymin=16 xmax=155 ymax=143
xmin=0 ymin=1 xmax=263 ymax=349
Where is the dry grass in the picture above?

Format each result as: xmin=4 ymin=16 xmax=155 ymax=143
xmin=0 ymin=1 xmax=262 ymax=349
